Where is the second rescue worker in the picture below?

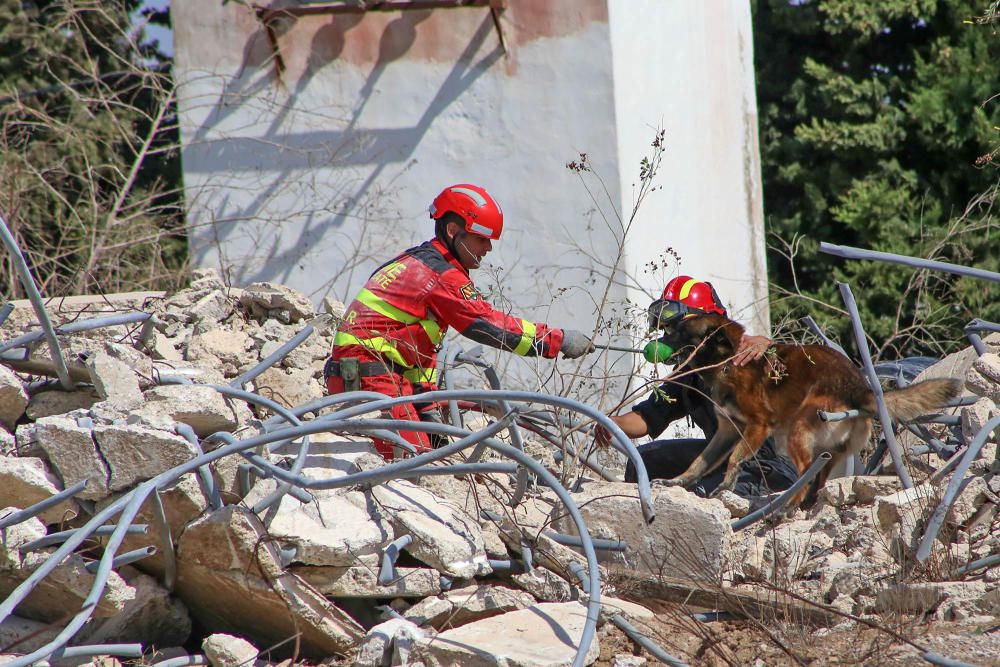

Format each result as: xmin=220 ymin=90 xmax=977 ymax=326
xmin=325 ymin=183 xmax=596 ymax=459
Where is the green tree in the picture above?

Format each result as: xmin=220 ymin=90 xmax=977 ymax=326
xmin=0 ymin=0 xmax=184 ymax=298
xmin=754 ymin=0 xmax=1000 ymax=358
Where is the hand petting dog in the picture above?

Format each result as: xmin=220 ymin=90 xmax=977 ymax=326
xmin=733 ymin=334 xmax=772 ymax=366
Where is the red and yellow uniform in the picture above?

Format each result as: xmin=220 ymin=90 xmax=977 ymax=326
xmin=327 ymin=238 xmax=565 ymax=458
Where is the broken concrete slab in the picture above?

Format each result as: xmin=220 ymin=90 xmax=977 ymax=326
xmin=875 ymin=581 xmax=993 ymax=621
xmin=0 ymin=365 xmax=29 ymax=430
xmin=371 ymin=479 xmax=493 ymax=580
xmin=1 ymin=550 xmax=136 ymax=623
xmin=184 ymin=327 xmax=252 ymax=377
xmin=133 ymin=384 xmax=251 ymax=438
xmin=291 ymin=565 xmax=442 ymax=598
xmin=239 ymin=282 xmax=314 ymax=324
xmin=550 ymin=481 xmax=733 ymax=581
xmin=436 ymin=584 xmax=537 ymax=628
xmin=202 ymin=632 xmax=258 ymax=667
xmin=402 ymin=595 xmax=454 ymax=627
xmin=875 ymin=483 xmax=939 ymax=559
xmin=25 ymin=387 xmax=99 ymax=421
xmin=175 ymin=505 xmax=364 ymax=657
xmin=101 ymin=472 xmax=208 ymax=582
xmin=409 ymin=601 xmax=599 ymax=667
xmin=0 ymin=615 xmax=63 ymax=656
xmin=0 ymin=456 xmax=75 ymax=525
xmin=86 ymin=350 xmax=143 ymax=407
xmin=852 ymin=476 xmax=904 ymax=504
xmin=510 ymin=566 xmax=576 ymax=603
xmin=251 ymin=366 xmax=323 ymax=414
xmin=0 ymin=513 xmax=46 ymax=570
xmin=78 ymin=569 xmax=191 ymax=648
xmin=33 ymin=416 xmax=110 ymax=501
xmin=92 ymin=424 xmax=201 ymax=492
xmin=353 ymin=618 xmax=425 ymax=667
xmin=261 ymin=488 xmax=393 ymax=567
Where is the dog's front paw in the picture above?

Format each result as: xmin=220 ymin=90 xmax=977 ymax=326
xmin=709 ymin=481 xmax=735 ymax=499
xmin=651 ymin=478 xmax=684 ymax=488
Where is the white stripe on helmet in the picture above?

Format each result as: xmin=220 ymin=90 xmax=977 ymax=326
xmin=468 ymin=222 xmax=493 ymax=237
xmin=450 ymin=186 xmax=487 ymax=207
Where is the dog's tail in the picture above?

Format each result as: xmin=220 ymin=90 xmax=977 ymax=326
xmin=881 ymin=378 xmax=962 ymax=423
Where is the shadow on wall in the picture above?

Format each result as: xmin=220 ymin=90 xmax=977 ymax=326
xmin=185 ymin=9 xmax=505 ymax=295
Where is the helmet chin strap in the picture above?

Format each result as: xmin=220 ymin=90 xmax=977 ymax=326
xmin=455 ymin=235 xmax=480 ymax=268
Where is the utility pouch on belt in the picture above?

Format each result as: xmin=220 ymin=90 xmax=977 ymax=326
xmin=339 ymin=357 xmax=361 ymax=392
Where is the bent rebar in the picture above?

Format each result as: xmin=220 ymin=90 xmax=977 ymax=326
xmin=922 ymin=651 xmax=981 ymax=667
xmin=915 ymin=415 xmax=1000 ymax=563
xmin=731 ymin=452 xmax=832 ymax=531
xmin=837 ymin=283 xmax=914 ymax=489
xmin=611 ymin=613 xmax=689 ymax=667
xmin=84 ymin=546 xmax=156 ymax=573
xmin=152 ymin=654 xmax=210 ymax=667
xmin=149 ymin=488 xmax=177 ymax=591
xmin=963 ymin=319 xmax=1000 ymax=357
xmin=230 ymin=323 xmax=314 ymax=390
xmin=0 ymin=311 xmax=153 ymax=358
xmin=19 ymin=524 xmax=148 ymax=553
xmin=820 ymin=242 xmax=1000 ymax=284
xmin=378 ymin=534 xmax=413 ymax=585
xmin=567 ymin=561 xmax=685 ymax=666
xmin=240 ymin=415 xmax=519 ymax=492
xmin=0 ymin=302 xmax=13 ymax=327
xmin=0 ymin=480 xmax=87 ymax=530
xmin=817 ymin=409 xmax=860 ymax=422
xmin=49 ymin=643 xmax=144 ymax=660
xmin=0 ymin=213 xmax=73 ymax=389
xmin=201 ymin=431 xmax=314 ymax=506
xmin=454 ymin=347 xmax=530 ymax=507
xmin=161 ymin=379 xmax=315 ymax=515
xmin=486 ymin=558 xmax=531 ymax=574
xmin=951 ymin=553 xmax=1000 ymax=579
xmin=801 ymin=315 xmax=848 ymax=357
xmin=174 ymin=423 xmax=222 ymax=510
xmin=215 ymin=413 xmax=604 ymax=667
xmin=544 ymin=531 xmax=627 ymax=552
xmin=274 ymin=387 xmax=655 ymax=523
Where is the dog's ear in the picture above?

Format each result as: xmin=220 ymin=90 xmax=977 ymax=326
xmin=674 ymin=313 xmax=743 ymax=357
xmin=677 ymin=312 xmax=727 ymax=341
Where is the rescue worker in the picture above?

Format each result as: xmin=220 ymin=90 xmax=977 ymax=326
xmin=596 ymin=276 xmax=799 ymax=497
xmin=326 ymin=183 xmax=595 ymax=459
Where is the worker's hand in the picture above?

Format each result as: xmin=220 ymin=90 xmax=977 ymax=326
xmin=594 ymin=413 xmax=634 ymax=449
xmin=594 ymin=423 xmax=613 ymax=449
xmin=733 ymin=333 xmax=772 ymax=367
xmin=560 ymin=329 xmax=596 ymax=359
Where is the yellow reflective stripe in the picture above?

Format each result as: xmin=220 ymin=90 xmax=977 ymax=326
xmin=403 ymin=367 xmax=438 ymax=383
xmin=356 ymin=289 xmax=443 ymax=345
xmin=333 ymin=332 xmax=412 ymax=368
xmin=513 ymin=320 xmax=537 ymax=356
xmin=677 ymin=279 xmax=698 ymax=300
xmin=356 ymin=289 xmax=419 ymax=324
xmin=421 ymin=319 xmax=443 ymax=345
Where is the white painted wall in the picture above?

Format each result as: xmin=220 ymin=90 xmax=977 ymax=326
xmin=608 ymin=0 xmax=768 ymax=335
xmin=172 ymin=0 xmax=766 ymax=401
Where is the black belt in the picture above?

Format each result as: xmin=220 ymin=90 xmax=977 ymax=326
xmin=324 ymin=357 xmax=402 ymax=380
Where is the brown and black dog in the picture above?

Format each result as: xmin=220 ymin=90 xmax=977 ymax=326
xmin=656 ymin=312 xmax=961 ymax=505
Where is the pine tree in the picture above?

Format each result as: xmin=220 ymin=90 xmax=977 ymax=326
xmin=754 ymin=0 xmax=1000 ymax=358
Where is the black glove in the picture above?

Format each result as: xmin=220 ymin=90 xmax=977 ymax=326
xmin=561 ymin=329 xmax=596 ymax=359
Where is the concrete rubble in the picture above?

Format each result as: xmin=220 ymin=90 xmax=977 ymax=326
xmin=0 ymin=269 xmax=997 ymax=665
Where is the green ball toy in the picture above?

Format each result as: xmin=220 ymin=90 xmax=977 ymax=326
xmin=643 ymin=340 xmax=675 ymax=364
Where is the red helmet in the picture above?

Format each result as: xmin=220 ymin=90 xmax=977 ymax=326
xmin=648 ymin=275 xmax=726 ymax=330
xmin=429 ymin=184 xmax=504 ymax=240
xmin=661 ymin=276 xmax=726 ymax=315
